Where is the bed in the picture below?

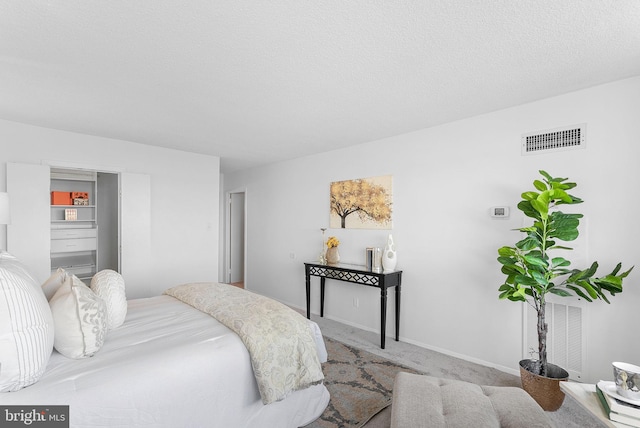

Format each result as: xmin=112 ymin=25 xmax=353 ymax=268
xmin=0 ymin=252 xmax=329 ymax=427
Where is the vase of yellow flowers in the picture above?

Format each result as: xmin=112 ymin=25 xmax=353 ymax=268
xmin=326 ymin=236 xmax=340 ymax=265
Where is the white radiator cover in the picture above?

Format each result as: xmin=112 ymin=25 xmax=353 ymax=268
xmin=523 ymin=297 xmax=586 ymax=381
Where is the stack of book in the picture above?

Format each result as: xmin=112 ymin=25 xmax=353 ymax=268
xmin=596 ymin=381 xmax=640 ymax=427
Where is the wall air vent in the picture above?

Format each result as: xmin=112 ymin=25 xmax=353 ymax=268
xmin=522 ymin=124 xmax=586 ymax=155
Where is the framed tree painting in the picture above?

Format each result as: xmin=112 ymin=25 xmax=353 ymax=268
xmin=330 ymin=175 xmax=392 ymax=229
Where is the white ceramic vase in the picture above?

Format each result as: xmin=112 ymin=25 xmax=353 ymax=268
xmin=382 ymin=234 xmax=397 ymax=272
xmin=326 ymin=246 xmax=340 ymax=264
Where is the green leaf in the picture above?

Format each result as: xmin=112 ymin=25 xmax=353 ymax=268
xmin=609 ymin=263 xmax=634 ymax=279
xmin=593 ymin=280 xmax=622 ymax=295
xmin=539 ymin=170 xmax=553 ymax=182
xmin=530 ymin=199 xmax=548 ymax=219
xmin=497 ymin=246 xmax=516 ymax=257
xmin=576 ymin=279 xmax=599 ymax=299
xmin=551 ymin=227 xmax=579 ymax=242
xmin=525 ymin=250 xmax=544 ymax=258
xmin=551 ymin=188 xmax=573 ymax=203
xmin=549 ymin=218 xmax=581 ymax=233
xmin=550 ymin=173 xmax=569 ymax=183
xmin=569 ymin=262 xmax=598 ymax=282
xmin=583 ymin=262 xmax=599 ymax=279
xmin=551 ymin=257 xmax=571 ymax=267
xmin=551 ymin=212 xmax=584 ymax=220
xmin=553 ymin=267 xmax=573 ymax=276
xmin=515 ymin=274 xmax=541 ymax=287
xmin=565 ymin=285 xmax=592 ymax=301
xmin=497 ymin=256 xmax=516 ymax=266
xmin=594 ymin=275 xmax=624 ymax=294
xmin=521 ymin=191 xmax=540 ymax=201
xmin=502 ymin=265 xmax=525 ymax=276
xmin=549 ymin=215 xmax=581 ymax=229
xmin=548 ymin=245 xmax=574 ymax=251
xmin=611 ymin=263 xmax=622 ymax=276
xmin=514 ymin=285 xmax=527 ymax=299
xmin=537 ymin=190 xmax=552 ymax=205
xmin=569 ymin=195 xmax=583 ymax=204
xmin=531 ymin=270 xmax=548 ymax=286
xmin=508 ymin=294 xmax=527 ymax=302
xmin=549 ymin=288 xmax=573 ymax=297
xmin=533 ymin=180 xmax=547 ymax=191
xmin=523 ymin=255 xmax=548 ymax=267
xmin=516 ymin=236 xmax=541 ymax=251
xmin=619 ymin=265 xmax=634 ymax=279
xmin=549 ymin=179 xmax=576 ymax=191
xmin=517 ymin=200 xmax=540 ymax=219
xmin=599 ymin=274 xmax=623 ymax=287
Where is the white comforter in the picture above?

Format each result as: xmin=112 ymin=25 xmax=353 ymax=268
xmin=0 ymin=295 xmax=329 ymax=428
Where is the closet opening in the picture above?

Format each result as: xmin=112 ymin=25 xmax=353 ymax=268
xmin=50 ymin=168 xmax=119 ymax=284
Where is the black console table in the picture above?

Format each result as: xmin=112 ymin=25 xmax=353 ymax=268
xmin=304 ymin=262 xmax=402 ymax=349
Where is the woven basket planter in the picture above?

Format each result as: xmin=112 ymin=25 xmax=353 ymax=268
xmin=519 ymin=359 xmax=569 ymax=411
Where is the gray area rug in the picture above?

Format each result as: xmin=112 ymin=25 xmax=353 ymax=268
xmin=311 ymin=315 xmax=608 ymax=428
xmin=304 ymin=337 xmax=420 ymax=428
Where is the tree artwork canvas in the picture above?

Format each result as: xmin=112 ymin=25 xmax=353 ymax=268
xmin=330 ymin=175 xmax=392 ymax=229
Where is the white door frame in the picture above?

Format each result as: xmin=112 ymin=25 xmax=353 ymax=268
xmin=225 ymin=188 xmax=247 ymax=286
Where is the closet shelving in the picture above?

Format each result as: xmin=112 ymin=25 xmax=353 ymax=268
xmin=50 ymin=168 xmax=98 ymax=284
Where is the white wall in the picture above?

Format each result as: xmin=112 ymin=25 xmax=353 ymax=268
xmin=0 ymin=120 xmax=220 ymax=298
xmin=224 ymin=76 xmax=640 ymax=383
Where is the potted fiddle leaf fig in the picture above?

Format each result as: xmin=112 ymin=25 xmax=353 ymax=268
xmin=497 ymin=170 xmax=633 ymax=411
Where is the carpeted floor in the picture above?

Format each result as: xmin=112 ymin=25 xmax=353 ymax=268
xmin=304 ymin=337 xmax=420 ymax=428
xmin=311 ymin=315 xmax=608 ymax=428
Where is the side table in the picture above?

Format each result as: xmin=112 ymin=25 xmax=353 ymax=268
xmin=559 ymin=382 xmax=622 ymax=428
xmin=304 ymin=262 xmax=402 ymax=349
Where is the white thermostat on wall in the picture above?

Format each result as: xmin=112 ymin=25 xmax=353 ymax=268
xmin=490 ymin=206 xmax=510 ymax=218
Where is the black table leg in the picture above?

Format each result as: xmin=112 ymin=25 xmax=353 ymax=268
xmin=380 ymin=287 xmax=387 ymax=349
xmin=305 ymin=273 xmax=311 ymax=319
xmin=320 ymin=277 xmax=326 ymax=317
xmin=395 ymin=282 xmax=401 ymax=341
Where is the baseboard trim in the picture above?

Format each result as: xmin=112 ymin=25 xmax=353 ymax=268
xmin=269 ymin=298 xmax=520 ymax=379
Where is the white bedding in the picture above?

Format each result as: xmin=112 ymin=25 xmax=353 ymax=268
xmin=0 ymin=295 xmax=329 ymax=428
xmin=165 ymin=282 xmax=325 ymax=404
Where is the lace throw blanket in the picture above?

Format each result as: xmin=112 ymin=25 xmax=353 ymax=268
xmin=164 ymin=282 xmax=324 ymax=404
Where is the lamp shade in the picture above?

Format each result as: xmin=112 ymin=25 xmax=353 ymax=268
xmin=0 ymin=192 xmax=10 ymax=225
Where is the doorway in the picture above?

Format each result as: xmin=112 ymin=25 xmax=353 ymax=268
xmin=227 ymin=190 xmax=246 ymax=288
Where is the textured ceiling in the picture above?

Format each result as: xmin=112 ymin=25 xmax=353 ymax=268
xmin=1 ymin=1 xmax=639 ymax=173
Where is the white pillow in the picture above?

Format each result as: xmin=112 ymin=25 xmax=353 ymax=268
xmin=90 ymin=269 xmax=127 ymax=330
xmin=0 ymin=251 xmax=55 ymax=392
xmin=42 ymin=267 xmax=68 ymax=301
xmin=49 ymin=274 xmax=108 ymax=359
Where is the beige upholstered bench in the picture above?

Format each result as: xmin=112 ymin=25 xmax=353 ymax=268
xmin=390 ymin=372 xmax=553 ymax=428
